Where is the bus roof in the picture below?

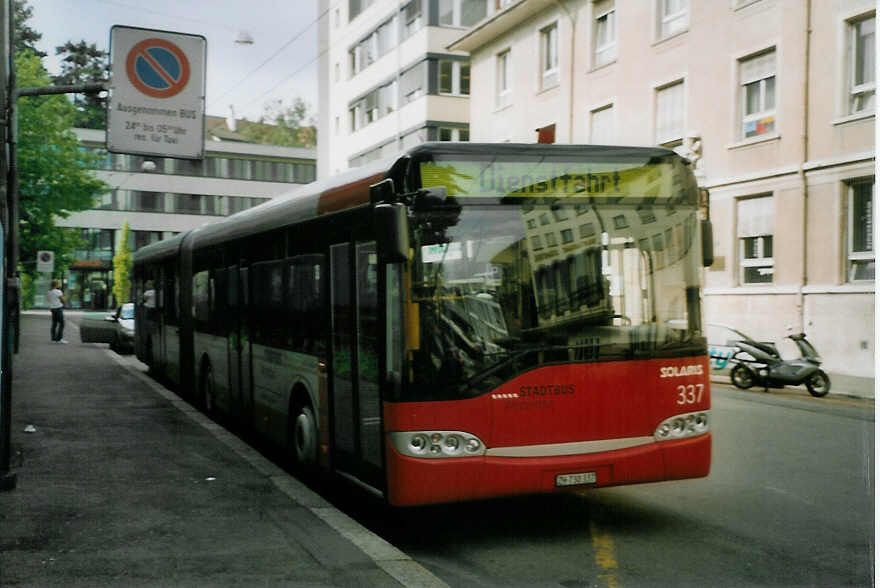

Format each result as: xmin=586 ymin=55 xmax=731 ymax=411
xmin=405 ymin=142 xmax=683 ymax=163
xmin=132 ymin=231 xmax=186 ymax=265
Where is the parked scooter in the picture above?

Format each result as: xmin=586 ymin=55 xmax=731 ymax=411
xmin=729 ymin=332 xmax=831 ymax=398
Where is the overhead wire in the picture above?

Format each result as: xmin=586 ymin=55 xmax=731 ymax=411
xmin=207 ymin=6 xmax=331 ymax=110
xmin=91 ymin=0 xmax=332 ymax=117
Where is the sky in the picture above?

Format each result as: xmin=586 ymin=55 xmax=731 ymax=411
xmin=29 ymin=0 xmax=322 ymax=122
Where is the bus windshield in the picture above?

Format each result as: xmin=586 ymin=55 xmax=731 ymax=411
xmin=404 ymin=152 xmax=706 ymax=401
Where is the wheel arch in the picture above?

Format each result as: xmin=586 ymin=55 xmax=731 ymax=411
xmin=286 ymin=376 xmax=318 ymax=445
xmin=288 ymin=378 xmax=317 ymax=421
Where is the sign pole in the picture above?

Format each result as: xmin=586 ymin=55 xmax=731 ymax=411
xmin=0 ymin=0 xmax=14 ymax=491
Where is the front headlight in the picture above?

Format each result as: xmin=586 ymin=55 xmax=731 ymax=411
xmin=389 ymin=431 xmax=487 ymax=458
xmin=654 ymin=411 xmax=710 ymax=441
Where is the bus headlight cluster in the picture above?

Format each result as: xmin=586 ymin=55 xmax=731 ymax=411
xmin=389 ymin=431 xmax=486 ymax=458
xmin=654 ymin=411 xmax=710 ymax=441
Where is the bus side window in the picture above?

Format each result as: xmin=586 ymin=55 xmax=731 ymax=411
xmin=193 ymin=270 xmax=210 ymax=327
xmin=288 ymin=254 xmax=326 ymax=354
xmin=252 ymin=261 xmax=284 ymax=348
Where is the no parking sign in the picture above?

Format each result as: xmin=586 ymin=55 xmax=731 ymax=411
xmin=108 ymin=26 xmax=206 ymax=159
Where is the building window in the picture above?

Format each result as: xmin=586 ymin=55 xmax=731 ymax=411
xmin=439 ymin=0 xmax=487 ymax=27
xmin=737 ymin=195 xmax=774 ymax=284
xmin=848 ymin=179 xmax=875 ymax=281
xmin=400 ymin=0 xmax=423 ymax=41
xmin=531 ymin=235 xmax=543 ymax=250
xmin=350 ymin=80 xmax=397 ymax=132
xmin=590 ymin=104 xmax=614 ymax=144
xmin=349 ymin=0 xmax=374 ymax=22
xmin=739 ymin=49 xmax=776 ymax=139
xmin=349 ymin=18 xmax=394 ymax=77
xmin=655 ymin=80 xmax=684 ymax=146
xmin=438 ymin=60 xmax=470 ymax=95
xmin=437 ymin=127 xmax=469 ymax=141
xmin=848 ymin=14 xmax=875 ymax=115
xmin=497 ymin=50 xmax=511 ymax=108
xmin=131 ymin=230 xmax=162 ymax=251
xmin=401 ymin=61 xmax=426 ymax=104
xmin=593 ymin=0 xmax=616 ymax=67
xmin=76 ymin=229 xmax=114 ymax=261
xmin=132 ymin=191 xmax=164 ymax=212
xmin=657 ymin=0 xmax=688 ymax=39
xmin=540 ymin=23 xmax=559 ymax=90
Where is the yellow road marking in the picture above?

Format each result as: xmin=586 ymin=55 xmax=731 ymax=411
xmin=590 ymin=519 xmax=620 ymax=588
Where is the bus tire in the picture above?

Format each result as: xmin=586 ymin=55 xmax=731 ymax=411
xmin=292 ymin=404 xmax=318 ymax=468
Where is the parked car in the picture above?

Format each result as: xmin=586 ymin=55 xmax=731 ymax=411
xmin=79 ymin=302 xmax=135 ymax=353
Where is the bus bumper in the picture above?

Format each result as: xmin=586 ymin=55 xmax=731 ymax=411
xmin=385 ymin=433 xmax=711 ymax=507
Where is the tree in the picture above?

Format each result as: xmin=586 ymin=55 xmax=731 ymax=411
xmin=112 ymin=222 xmax=132 ymax=305
xmin=52 ymin=41 xmax=109 ymax=130
xmin=15 ymin=51 xmax=108 ymax=285
xmin=242 ymin=97 xmax=317 ymax=147
xmin=12 ymin=0 xmax=44 ymax=57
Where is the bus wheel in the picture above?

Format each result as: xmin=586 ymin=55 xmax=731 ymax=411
xmin=201 ymin=363 xmax=216 ymax=415
xmin=293 ymin=405 xmax=317 ymax=468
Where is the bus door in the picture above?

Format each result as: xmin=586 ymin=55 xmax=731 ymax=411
xmin=162 ymin=260 xmax=181 ymax=388
xmin=329 ymin=242 xmax=384 ymax=492
xmin=227 ymin=265 xmax=254 ymax=424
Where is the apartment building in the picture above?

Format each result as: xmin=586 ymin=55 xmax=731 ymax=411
xmin=449 ymin=0 xmax=875 ymax=390
xmin=318 ymin=0 xmax=479 ymax=178
xmin=48 ymin=121 xmax=316 ymax=309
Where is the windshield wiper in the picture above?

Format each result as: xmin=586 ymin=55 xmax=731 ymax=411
xmin=455 ymin=345 xmax=571 ymax=394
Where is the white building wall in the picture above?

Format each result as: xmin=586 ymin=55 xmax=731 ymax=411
xmin=321 ymin=0 xmax=473 ymax=178
xmin=450 ymin=0 xmax=876 ymax=394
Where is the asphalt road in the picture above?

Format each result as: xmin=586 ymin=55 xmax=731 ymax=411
xmin=66 ymin=311 xmax=873 ymax=587
xmin=328 ymin=384 xmax=875 ymax=588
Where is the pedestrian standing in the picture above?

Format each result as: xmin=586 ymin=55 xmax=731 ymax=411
xmin=47 ymin=280 xmax=67 ymax=344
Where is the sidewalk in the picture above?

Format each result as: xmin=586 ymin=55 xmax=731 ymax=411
xmin=710 ymin=370 xmax=875 ymax=401
xmin=0 ymin=314 xmax=445 ymax=587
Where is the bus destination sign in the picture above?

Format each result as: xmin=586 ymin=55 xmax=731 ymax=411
xmin=420 ymin=161 xmax=681 ymax=201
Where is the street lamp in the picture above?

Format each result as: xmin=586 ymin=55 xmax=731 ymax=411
xmin=235 ymin=31 xmax=254 ymax=45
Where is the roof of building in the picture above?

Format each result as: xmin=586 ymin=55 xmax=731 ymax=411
xmin=203 ymin=115 xmax=316 ymax=147
xmin=74 ymin=122 xmax=317 ymax=161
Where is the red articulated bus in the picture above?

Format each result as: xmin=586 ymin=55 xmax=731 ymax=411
xmin=133 ymin=143 xmax=713 ymax=506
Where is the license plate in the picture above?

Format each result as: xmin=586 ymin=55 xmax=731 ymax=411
xmin=556 ymin=471 xmax=597 ymax=487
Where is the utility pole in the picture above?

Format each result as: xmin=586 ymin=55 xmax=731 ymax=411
xmin=0 ymin=0 xmax=15 ymax=491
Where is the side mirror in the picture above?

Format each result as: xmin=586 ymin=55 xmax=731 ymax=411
xmin=413 ymin=186 xmax=448 ymax=210
xmin=701 ymin=220 xmax=714 ymax=267
xmin=374 ymin=203 xmax=409 ymax=264
xmin=369 ymin=178 xmax=396 ymax=205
